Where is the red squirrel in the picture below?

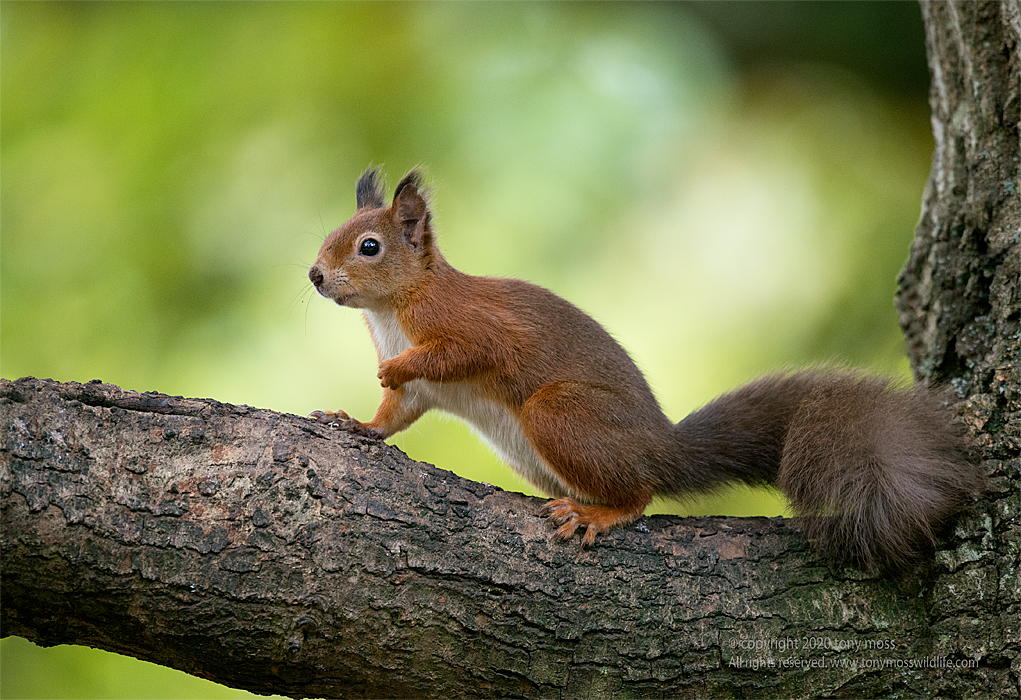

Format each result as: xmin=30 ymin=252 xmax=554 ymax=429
xmin=307 ymin=166 xmax=986 ymax=574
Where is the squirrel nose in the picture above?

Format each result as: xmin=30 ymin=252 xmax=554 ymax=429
xmin=308 ymin=265 xmax=324 ymax=287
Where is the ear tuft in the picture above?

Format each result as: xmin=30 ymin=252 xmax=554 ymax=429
xmin=393 ymin=169 xmax=426 ymax=200
xmin=356 ymin=166 xmax=386 ymax=210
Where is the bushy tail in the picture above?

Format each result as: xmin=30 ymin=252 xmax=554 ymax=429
xmin=776 ymin=372 xmax=985 ymax=573
xmin=669 ymin=369 xmax=986 ymax=574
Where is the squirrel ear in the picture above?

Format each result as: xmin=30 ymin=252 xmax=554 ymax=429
xmin=392 ymin=170 xmax=431 ymax=250
xmin=356 ymin=166 xmax=386 ymax=210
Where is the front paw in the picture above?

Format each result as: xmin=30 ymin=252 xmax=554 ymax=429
xmin=377 ymin=360 xmax=411 ymax=390
xmin=308 ymin=410 xmax=385 ymax=440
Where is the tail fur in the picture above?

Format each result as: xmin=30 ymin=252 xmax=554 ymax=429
xmin=670 ymin=369 xmax=986 ymax=574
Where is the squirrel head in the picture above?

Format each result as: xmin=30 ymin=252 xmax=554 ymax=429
xmin=309 ymin=167 xmax=437 ymax=309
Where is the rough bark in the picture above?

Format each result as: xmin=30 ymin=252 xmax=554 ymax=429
xmin=898 ymin=0 xmax=1021 ymax=403
xmin=0 ymin=376 xmax=1010 ymax=699
xmin=2 ymin=1 xmax=1019 ymax=698
xmin=894 ymin=0 xmax=1021 ymax=695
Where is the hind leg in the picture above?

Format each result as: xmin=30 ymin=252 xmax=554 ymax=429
xmin=520 ymin=381 xmax=657 ymax=545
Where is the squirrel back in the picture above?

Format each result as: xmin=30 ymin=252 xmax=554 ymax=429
xmin=308 ymin=166 xmax=987 ymax=575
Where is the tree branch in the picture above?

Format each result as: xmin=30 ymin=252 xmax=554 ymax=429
xmin=0 ymin=375 xmax=1011 ymax=698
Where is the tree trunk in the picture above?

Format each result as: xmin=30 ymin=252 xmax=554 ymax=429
xmin=891 ymin=0 xmax=1021 ymax=691
xmin=3 ymin=1 xmax=1019 ymax=697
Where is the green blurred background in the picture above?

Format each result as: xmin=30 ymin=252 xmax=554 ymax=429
xmin=2 ymin=2 xmax=932 ymax=697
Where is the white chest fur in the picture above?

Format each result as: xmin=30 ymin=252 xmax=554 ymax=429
xmin=361 ymin=308 xmax=576 ymax=499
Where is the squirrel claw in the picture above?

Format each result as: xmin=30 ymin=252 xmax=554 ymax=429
xmin=541 ymin=496 xmax=647 ymax=548
xmin=308 ymin=410 xmax=385 ymax=440
xmin=309 ymin=409 xmax=353 ymax=426
xmin=308 ymin=410 xmax=336 ymax=423
xmin=541 ymin=498 xmax=598 ymax=547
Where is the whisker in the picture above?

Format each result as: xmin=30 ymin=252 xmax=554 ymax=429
xmin=274 ymin=260 xmax=314 ymax=271
xmin=286 ymin=282 xmax=318 ymax=319
xmin=318 ymin=211 xmax=329 ymax=241
xmin=303 ymin=285 xmax=318 ymax=335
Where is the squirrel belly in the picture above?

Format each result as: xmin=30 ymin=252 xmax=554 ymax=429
xmin=308 ymin=166 xmax=988 ymax=575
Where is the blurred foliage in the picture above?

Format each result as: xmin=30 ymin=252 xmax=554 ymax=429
xmin=2 ymin=2 xmax=931 ymax=698
xmin=0 ymin=637 xmax=283 ymax=700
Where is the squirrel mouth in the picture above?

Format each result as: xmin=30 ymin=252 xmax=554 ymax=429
xmin=331 ymin=292 xmax=362 ymax=308
xmin=311 ymin=283 xmax=353 ymax=307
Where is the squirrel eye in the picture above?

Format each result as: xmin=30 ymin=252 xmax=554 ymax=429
xmin=358 ymin=238 xmax=380 ymax=257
